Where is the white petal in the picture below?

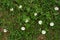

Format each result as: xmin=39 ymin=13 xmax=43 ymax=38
xmin=10 ymin=8 xmax=14 ymax=11
xmin=42 ymin=30 xmax=46 ymax=34
xmin=25 ymin=19 xmax=29 ymax=23
xmin=3 ymin=29 xmax=7 ymax=32
xmin=54 ymin=7 xmax=59 ymax=11
xmin=18 ymin=5 xmax=22 ymax=8
xmin=34 ymin=13 xmax=37 ymax=16
xmin=21 ymin=27 xmax=25 ymax=30
xmin=50 ymin=22 xmax=54 ymax=26
xmin=38 ymin=20 xmax=42 ymax=25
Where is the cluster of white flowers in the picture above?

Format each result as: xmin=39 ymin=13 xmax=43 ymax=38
xmin=9 ymin=5 xmax=59 ymax=35
xmin=10 ymin=5 xmax=22 ymax=11
xmin=38 ymin=21 xmax=54 ymax=34
xmin=10 ymin=6 xmax=59 ymax=11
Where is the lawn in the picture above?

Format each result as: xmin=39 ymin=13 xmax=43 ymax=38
xmin=0 ymin=0 xmax=60 ymax=40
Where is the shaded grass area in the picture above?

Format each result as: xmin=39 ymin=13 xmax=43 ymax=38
xmin=0 ymin=0 xmax=60 ymax=40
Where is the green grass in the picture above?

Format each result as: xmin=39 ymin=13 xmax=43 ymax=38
xmin=0 ymin=0 xmax=60 ymax=40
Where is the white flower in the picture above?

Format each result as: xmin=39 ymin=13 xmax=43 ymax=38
xmin=10 ymin=8 xmax=14 ymax=11
xmin=42 ymin=30 xmax=46 ymax=34
xmin=18 ymin=5 xmax=22 ymax=9
xmin=38 ymin=20 xmax=42 ymax=25
xmin=34 ymin=13 xmax=37 ymax=16
xmin=54 ymin=7 xmax=59 ymax=11
xmin=50 ymin=22 xmax=54 ymax=26
xmin=21 ymin=27 xmax=25 ymax=31
xmin=25 ymin=19 xmax=29 ymax=23
xmin=3 ymin=29 xmax=7 ymax=33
